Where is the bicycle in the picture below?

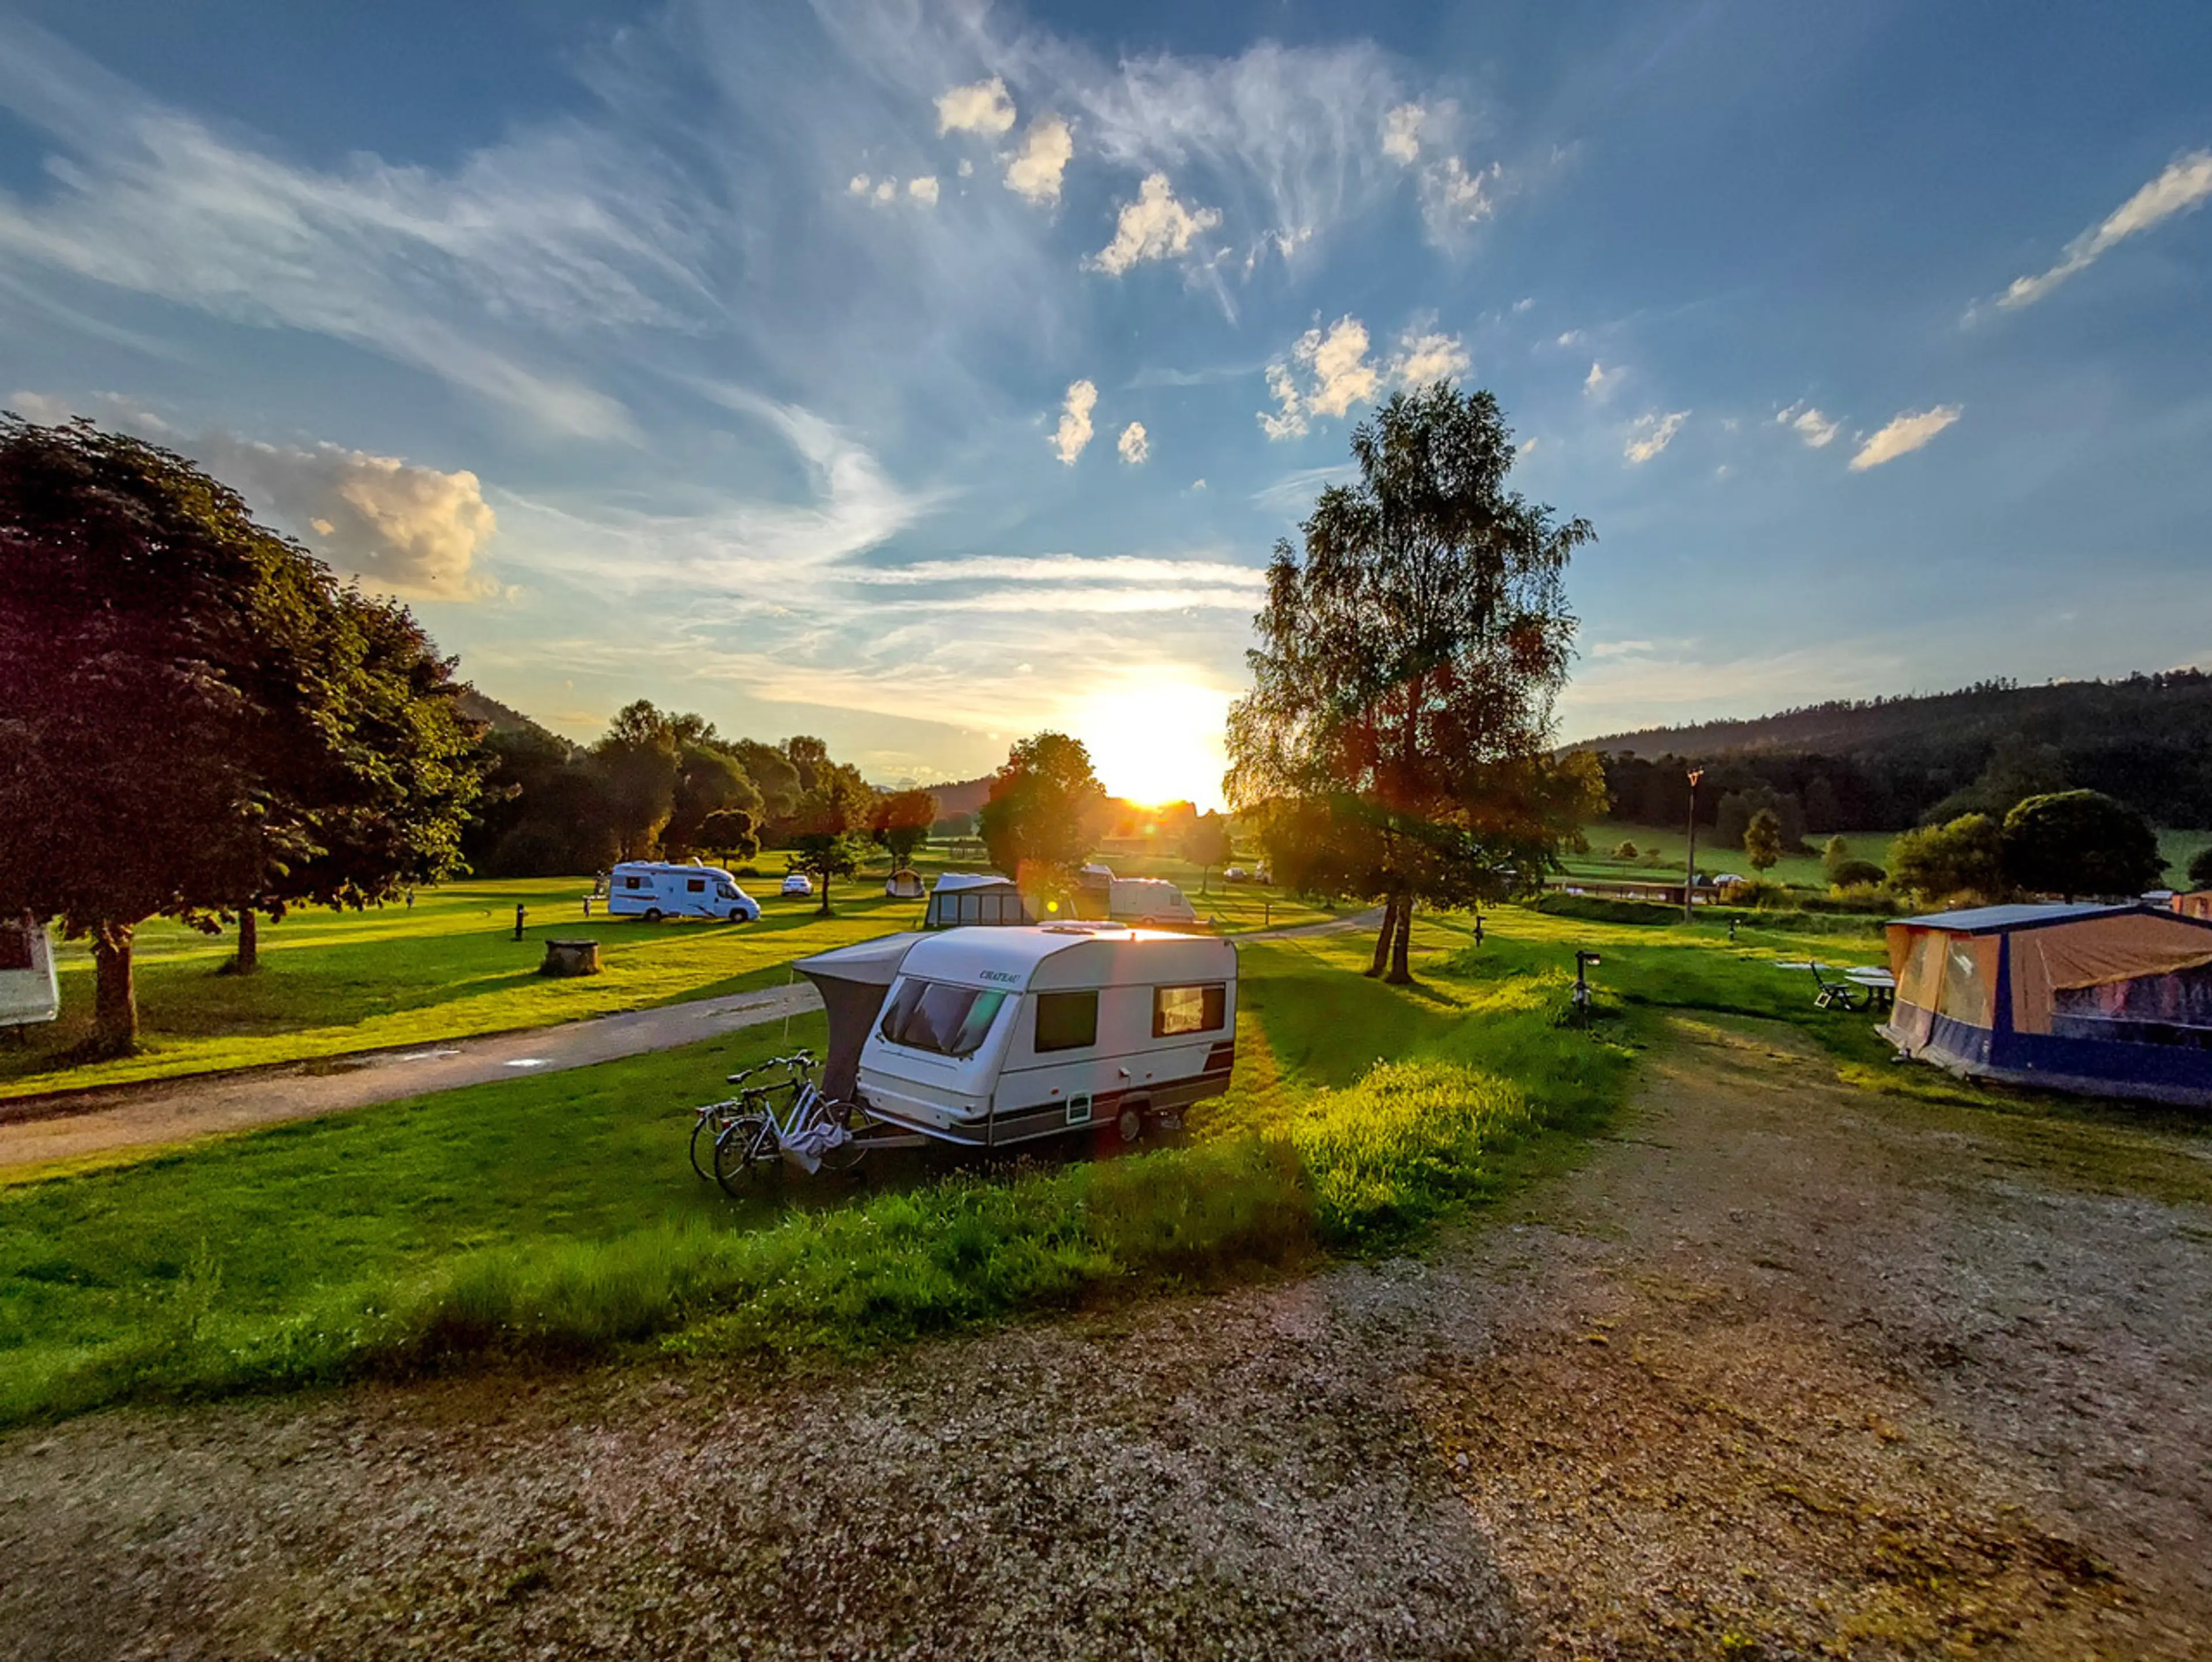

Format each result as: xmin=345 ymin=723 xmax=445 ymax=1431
xmin=704 ymin=1050 xmax=874 ymax=1197
xmin=686 ymin=1050 xmax=813 ymax=1182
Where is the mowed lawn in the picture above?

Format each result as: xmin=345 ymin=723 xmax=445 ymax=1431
xmin=10 ymin=894 xmax=2149 ymax=1429
xmin=1 ymin=908 xmax=1656 ymax=1424
xmin=3 ymin=847 xmax=1330 ymax=1100
xmin=1564 ymin=823 xmax=2211 ymax=895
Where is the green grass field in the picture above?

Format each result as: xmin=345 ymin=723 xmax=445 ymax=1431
xmin=1567 ymin=822 xmax=2212 ymax=895
xmin=1 ymin=845 xmax=1328 ymax=1100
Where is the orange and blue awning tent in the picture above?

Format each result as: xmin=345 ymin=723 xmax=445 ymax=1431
xmin=1883 ymin=902 xmax=2212 ymax=1106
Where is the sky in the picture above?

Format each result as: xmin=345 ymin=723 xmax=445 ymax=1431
xmin=2 ymin=1 xmax=2209 ymax=809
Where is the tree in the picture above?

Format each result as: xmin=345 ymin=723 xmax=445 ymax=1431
xmin=1889 ymin=814 xmax=2007 ymax=904
xmin=2002 ymin=790 xmax=2164 ymax=900
xmin=1743 ymin=808 xmax=1783 ymax=873
xmin=662 ymin=729 xmax=761 ymax=858
xmin=870 ymin=788 xmax=939 ymax=868
xmin=698 ymin=807 xmax=759 ymax=865
xmin=592 ymin=701 xmax=679 ymax=859
xmin=1613 ymin=841 xmax=1638 ymax=860
xmin=784 ymin=767 xmax=874 ymax=916
xmin=1828 ymin=858 xmax=1887 ymax=889
xmin=1226 ymin=383 xmax=1592 ymax=983
xmin=1180 ymin=812 xmax=1234 ymax=894
xmin=977 ymin=732 xmax=1108 ymax=885
xmin=2190 ymin=845 xmax=2212 ymax=891
xmin=0 ymin=417 xmax=485 ymax=1050
xmin=1821 ymin=835 xmax=1853 ymax=883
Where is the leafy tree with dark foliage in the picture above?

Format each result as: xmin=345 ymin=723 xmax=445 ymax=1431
xmin=785 ymin=769 xmax=874 ymax=917
xmin=0 ymin=417 xmax=484 ymax=1050
xmin=870 ymin=788 xmax=939 ymax=868
xmin=698 ymin=807 xmax=760 ymax=865
xmin=1180 ymin=811 xmax=1234 ymax=893
xmin=978 ymin=732 xmax=1109 ymax=885
xmin=1889 ymin=814 xmax=2007 ymax=906
xmin=1743 ymin=808 xmax=1783 ymax=873
xmin=2190 ymin=845 xmax=2212 ymax=892
xmin=1228 ymin=384 xmax=1592 ymax=983
xmin=2002 ymin=790 xmax=2164 ymax=900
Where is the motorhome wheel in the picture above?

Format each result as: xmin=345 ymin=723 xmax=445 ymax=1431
xmin=643 ymin=907 xmax=662 ymax=923
xmin=727 ymin=907 xmax=747 ymax=923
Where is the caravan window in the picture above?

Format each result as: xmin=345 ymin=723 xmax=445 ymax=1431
xmin=624 ymin=875 xmax=643 ymax=890
xmin=1034 ymin=990 xmax=1098 ymax=1053
xmin=1153 ymin=983 xmax=1226 ymax=1037
xmin=878 ymin=979 xmax=1006 ymax=1058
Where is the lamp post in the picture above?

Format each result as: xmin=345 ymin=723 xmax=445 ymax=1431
xmin=1684 ymin=768 xmax=1704 ymax=924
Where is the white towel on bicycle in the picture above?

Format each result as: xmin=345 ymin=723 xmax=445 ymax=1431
xmin=779 ymin=1118 xmax=850 ymax=1175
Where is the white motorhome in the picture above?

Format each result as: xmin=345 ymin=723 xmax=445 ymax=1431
xmin=0 ymin=914 xmax=59 ymax=1030
xmin=794 ymin=923 xmax=1237 ymax=1148
xmin=1105 ymin=877 xmax=1198 ymax=927
xmin=606 ymin=861 xmax=761 ymax=923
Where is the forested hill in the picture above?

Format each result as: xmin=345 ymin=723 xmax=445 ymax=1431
xmin=1569 ymin=671 xmax=2212 ymax=832
xmin=454 ymin=686 xmax=565 ymax=748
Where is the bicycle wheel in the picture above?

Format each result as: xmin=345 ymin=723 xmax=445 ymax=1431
xmin=814 ymin=1099 xmax=870 ymax=1173
xmin=713 ymin=1112 xmax=779 ymax=1198
xmin=689 ymin=1101 xmax=738 ymax=1182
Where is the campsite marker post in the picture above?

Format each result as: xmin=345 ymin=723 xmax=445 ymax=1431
xmin=1684 ymin=768 xmax=1704 ymax=924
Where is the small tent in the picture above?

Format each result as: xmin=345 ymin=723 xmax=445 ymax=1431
xmin=2173 ymin=891 xmax=2212 ymax=923
xmin=1883 ymin=902 xmax=2212 ymax=1106
xmin=792 ymin=932 xmax=923 ymax=1099
xmin=883 ymin=868 xmax=925 ymax=900
xmin=0 ymin=914 xmax=59 ymax=1030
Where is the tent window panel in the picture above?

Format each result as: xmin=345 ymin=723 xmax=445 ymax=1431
xmin=1938 ymin=942 xmax=1990 ymax=1024
xmin=959 ymin=894 xmax=982 ymax=923
xmin=1034 ymin=990 xmax=1099 ymax=1053
xmin=2052 ymin=964 xmax=2212 ymax=1046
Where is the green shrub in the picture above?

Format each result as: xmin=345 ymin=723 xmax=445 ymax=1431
xmin=1532 ymin=893 xmax=1680 ymax=926
xmin=1827 ymin=858 xmax=1887 ymax=888
xmin=1722 ymin=877 xmax=1791 ymax=908
xmin=1612 ymin=840 xmax=1638 ymax=860
xmin=2191 ymin=846 xmax=2212 ymax=890
xmin=1800 ymin=884 xmax=1899 ymax=915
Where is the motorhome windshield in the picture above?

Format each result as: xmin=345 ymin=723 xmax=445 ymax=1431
xmin=877 ymin=978 xmax=1007 ymax=1058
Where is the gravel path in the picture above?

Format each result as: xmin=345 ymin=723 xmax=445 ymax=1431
xmin=6 ymin=1012 xmax=2203 ymax=1657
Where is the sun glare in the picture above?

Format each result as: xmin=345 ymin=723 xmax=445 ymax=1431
xmin=1074 ymin=679 xmax=1230 ymax=811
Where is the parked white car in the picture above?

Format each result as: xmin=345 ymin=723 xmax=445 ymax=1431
xmin=781 ymin=873 xmax=815 ymax=898
xmin=606 ymin=861 xmax=761 ymax=923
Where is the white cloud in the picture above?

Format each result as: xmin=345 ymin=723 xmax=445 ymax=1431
xmin=847 ymin=173 xmax=871 ymax=196
xmin=1983 ymin=150 xmax=2212 ymax=313
xmin=1089 ymin=171 xmax=1221 ymax=274
xmin=936 ymin=76 xmax=1017 ymax=137
xmin=1189 ymin=478 xmax=1206 ymax=491
xmin=957 ymin=158 xmax=974 ymax=178
xmin=1849 ymin=405 xmax=1962 ymax=471
xmin=1389 ymin=328 xmax=1469 ymax=386
xmin=1421 ymin=154 xmax=1497 ymax=232
xmin=1117 ymin=421 xmax=1149 ymax=464
xmin=1555 ymin=330 xmax=1585 ymax=347
xmin=1775 ymin=402 xmax=1840 ymax=448
xmin=1005 ymin=115 xmax=1074 ymax=206
xmin=872 ymin=179 xmax=896 ymax=205
xmin=1258 ymin=316 xmax=1468 ymax=438
xmin=847 ymin=554 xmax=1258 ymax=590
xmin=1624 ymin=410 xmax=1689 ymax=464
xmin=1583 ymin=360 xmax=1616 ymax=400
xmin=187 ymin=434 xmax=499 ymax=600
xmin=1382 ymin=103 xmax=1425 ymax=164
xmin=1513 ymin=297 xmax=1535 ymax=313
xmin=1053 ymin=378 xmax=1097 ymax=464
xmin=907 ymin=176 xmax=940 ymax=206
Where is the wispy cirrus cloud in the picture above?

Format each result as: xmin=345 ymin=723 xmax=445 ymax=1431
xmin=1623 ymin=410 xmax=1688 ymax=464
xmin=1976 ymin=150 xmax=2212 ymax=316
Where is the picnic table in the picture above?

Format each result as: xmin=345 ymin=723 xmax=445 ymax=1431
xmin=1774 ymin=960 xmax=1895 ymax=1013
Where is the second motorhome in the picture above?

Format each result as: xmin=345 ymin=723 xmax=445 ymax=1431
xmin=606 ymin=861 xmax=762 ymax=923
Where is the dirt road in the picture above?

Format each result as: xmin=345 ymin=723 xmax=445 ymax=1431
xmin=6 ymin=1013 xmax=2203 ymax=1657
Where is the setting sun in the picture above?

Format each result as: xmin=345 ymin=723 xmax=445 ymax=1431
xmin=1073 ymin=677 xmax=1232 ymax=811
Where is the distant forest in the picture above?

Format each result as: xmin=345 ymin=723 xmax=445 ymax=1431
xmin=1571 ymin=671 xmax=2212 ymax=834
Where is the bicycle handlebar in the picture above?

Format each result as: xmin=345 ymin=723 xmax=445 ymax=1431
xmin=725 ymin=1047 xmax=817 ymax=1085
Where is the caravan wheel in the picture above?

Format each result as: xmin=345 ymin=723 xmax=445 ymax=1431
xmin=1115 ymin=1099 xmax=1147 ymax=1144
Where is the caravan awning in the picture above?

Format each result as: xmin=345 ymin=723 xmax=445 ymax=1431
xmin=792 ymin=933 xmax=925 ymax=1099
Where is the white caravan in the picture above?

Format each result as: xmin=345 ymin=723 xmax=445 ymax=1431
xmin=606 ymin=861 xmax=762 ymax=923
xmin=0 ymin=915 xmax=59 ymax=1029
xmin=1105 ymin=877 xmax=1198 ymax=927
xmin=795 ymin=923 xmax=1237 ymax=1148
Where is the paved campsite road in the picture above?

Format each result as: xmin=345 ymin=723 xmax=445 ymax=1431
xmin=3 ymin=1015 xmax=2206 ymax=1658
xmin=0 ymin=911 xmax=1382 ymax=1172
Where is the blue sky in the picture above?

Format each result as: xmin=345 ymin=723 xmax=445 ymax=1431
xmin=3 ymin=1 xmax=2209 ymax=807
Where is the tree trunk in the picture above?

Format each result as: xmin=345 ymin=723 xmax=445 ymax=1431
xmin=1365 ymin=895 xmax=1397 ymax=977
xmin=1385 ymin=892 xmax=1415 ymax=985
xmin=91 ymin=922 xmax=139 ymax=1055
xmin=817 ymin=875 xmax=832 ymax=918
xmin=231 ymin=908 xmax=259 ymax=975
